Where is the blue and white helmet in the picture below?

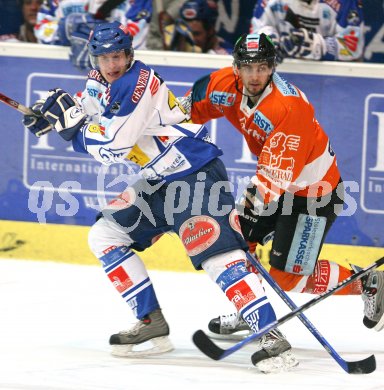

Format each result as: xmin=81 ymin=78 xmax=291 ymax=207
xmin=88 ymin=21 xmax=133 ymax=69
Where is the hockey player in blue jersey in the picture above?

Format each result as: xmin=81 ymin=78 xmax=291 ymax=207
xmin=22 ymin=21 xmax=299 ymax=373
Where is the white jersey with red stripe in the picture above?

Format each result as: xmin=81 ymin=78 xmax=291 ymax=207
xmin=73 ymin=60 xmax=222 ymax=182
xmin=190 ymin=66 xmax=341 ymax=203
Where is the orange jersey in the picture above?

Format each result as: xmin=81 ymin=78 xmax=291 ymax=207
xmin=190 ymin=67 xmax=341 ymax=203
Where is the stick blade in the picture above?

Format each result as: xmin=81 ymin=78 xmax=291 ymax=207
xmin=346 ymin=354 xmax=376 ymax=374
xmin=192 ymin=330 xmax=226 ymax=360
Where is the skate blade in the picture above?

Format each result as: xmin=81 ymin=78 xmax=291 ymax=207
xmin=111 ymin=336 xmax=174 ymax=357
xmin=255 ymin=350 xmax=299 ymax=374
xmin=374 ymin=315 xmax=384 ymax=331
xmin=208 ymin=330 xmax=253 ymax=342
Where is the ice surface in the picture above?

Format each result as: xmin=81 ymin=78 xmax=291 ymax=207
xmin=0 ymin=259 xmax=383 ymax=390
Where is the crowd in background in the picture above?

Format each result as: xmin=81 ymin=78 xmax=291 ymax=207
xmin=0 ymin=0 xmax=383 ymax=64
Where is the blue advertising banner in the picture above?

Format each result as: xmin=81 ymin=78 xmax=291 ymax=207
xmin=0 ymin=50 xmax=383 ymax=248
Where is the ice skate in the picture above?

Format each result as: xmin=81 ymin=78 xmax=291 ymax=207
xmin=109 ymin=309 xmax=174 ymax=357
xmin=251 ymin=328 xmax=299 ymax=374
xmin=208 ymin=312 xmax=252 ymax=340
xmin=362 ymin=269 xmax=384 ymax=331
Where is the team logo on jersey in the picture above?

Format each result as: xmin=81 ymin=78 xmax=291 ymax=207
xmin=258 ymin=132 xmax=300 ymax=185
xmin=253 ymin=111 xmax=274 ymax=135
xmin=179 ymin=216 xmax=220 ymax=256
xmin=209 ymin=91 xmax=236 ymax=106
xmin=110 ymin=101 xmax=121 ymax=114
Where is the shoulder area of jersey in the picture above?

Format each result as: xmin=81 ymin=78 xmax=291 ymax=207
xmin=209 ymin=66 xmax=238 ymax=89
xmin=272 ymin=73 xmax=302 ymax=99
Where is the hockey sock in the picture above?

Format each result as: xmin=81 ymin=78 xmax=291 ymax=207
xmin=100 ymin=246 xmax=161 ymax=318
xmin=269 ymin=260 xmax=362 ymax=295
xmin=202 ymin=251 xmax=277 ymax=333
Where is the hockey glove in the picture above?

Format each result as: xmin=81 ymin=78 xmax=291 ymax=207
xmin=41 ymin=88 xmax=86 ymax=141
xmin=281 ymin=28 xmax=325 ymax=60
xmin=22 ymin=99 xmax=53 ymax=137
xmin=236 ymin=184 xmax=265 ymax=242
xmin=267 ymin=33 xmax=285 ymax=64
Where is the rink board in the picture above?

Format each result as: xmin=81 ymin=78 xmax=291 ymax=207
xmin=1 ymin=219 xmax=383 ymax=272
xmin=0 ymin=43 xmax=383 ymax=268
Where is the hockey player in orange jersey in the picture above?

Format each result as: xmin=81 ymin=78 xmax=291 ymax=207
xmin=181 ymin=32 xmax=384 ymax=340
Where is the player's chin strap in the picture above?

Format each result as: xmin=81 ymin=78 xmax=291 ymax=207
xmin=233 ymin=70 xmax=274 ymax=100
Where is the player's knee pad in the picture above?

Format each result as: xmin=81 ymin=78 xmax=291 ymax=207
xmin=88 ymin=217 xmax=134 ymax=263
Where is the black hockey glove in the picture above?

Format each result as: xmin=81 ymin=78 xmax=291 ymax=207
xmin=236 ymin=184 xmax=265 ymax=242
xmin=22 ymin=99 xmax=53 ymax=137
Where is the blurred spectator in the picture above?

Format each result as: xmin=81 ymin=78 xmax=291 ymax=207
xmin=251 ymin=0 xmax=365 ymax=62
xmin=0 ymin=0 xmax=23 ymax=41
xmin=215 ymin=0 xmax=257 ymax=46
xmin=33 ymin=0 xmax=151 ymax=70
xmin=34 ymin=1 xmax=151 ymax=48
xmin=163 ymin=0 xmax=233 ymax=54
xmin=18 ymin=0 xmax=43 ymax=42
xmin=147 ymin=0 xmax=184 ymax=50
xmin=362 ymin=0 xmax=384 ymax=63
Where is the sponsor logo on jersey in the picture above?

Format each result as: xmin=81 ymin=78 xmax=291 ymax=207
xmin=88 ymin=124 xmax=105 ymax=136
xmin=274 ymin=74 xmax=299 ymax=97
xmin=243 ymin=309 xmax=260 ymax=332
xmin=179 ymin=216 xmax=220 ymax=256
xmin=253 ymin=111 xmax=274 ymax=135
xmin=209 ymin=91 xmax=236 ymax=106
xmin=286 ymin=215 xmax=325 ymax=275
xmin=292 ymin=215 xmax=313 ymax=274
xmin=225 ymin=280 xmax=256 ymax=311
xmin=88 ymin=70 xmax=108 ymax=86
xmin=108 ymin=266 xmax=134 ymax=293
xmin=132 ymin=69 xmax=150 ymax=103
xmin=312 ymin=260 xmax=331 ymax=293
xmin=102 ymin=245 xmax=117 ymax=255
xmin=225 ymin=259 xmax=245 ymax=268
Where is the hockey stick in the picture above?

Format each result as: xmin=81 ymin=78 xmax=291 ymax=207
xmin=193 ymin=257 xmax=384 ymax=371
xmin=0 ymin=92 xmax=33 ymax=115
xmin=245 ymin=253 xmax=376 ymax=374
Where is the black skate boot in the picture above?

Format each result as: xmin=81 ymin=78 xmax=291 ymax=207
xmin=208 ymin=312 xmax=252 ymax=340
xmin=251 ymin=328 xmax=299 ymax=373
